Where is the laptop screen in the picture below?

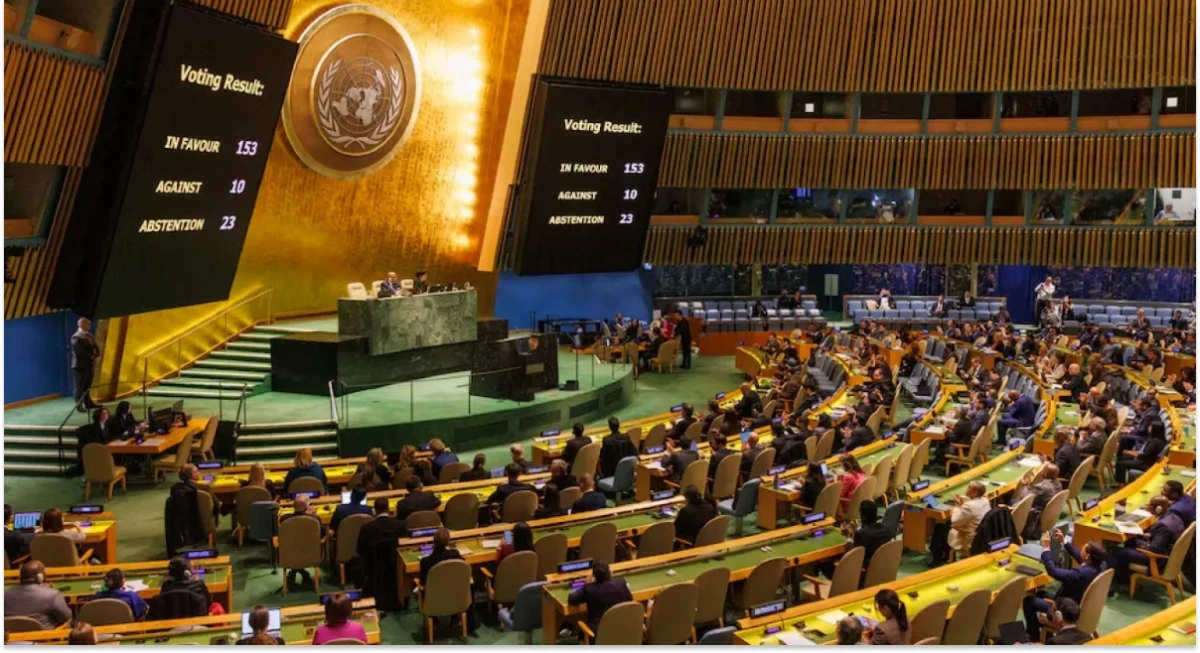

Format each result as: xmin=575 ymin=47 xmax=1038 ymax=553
xmin=12 ymin=512 xmax=41 ymax=530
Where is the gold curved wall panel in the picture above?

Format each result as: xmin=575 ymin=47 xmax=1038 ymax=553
xmin=539 ymin=0 xmax=1196 ymax=92
xmin=3 ymin=42 xmax=106 ymax=166
xmin=644 ymin=226 xmax=1196 ymax=268
xmin=657 ymin=132 xmax=1196 ymax=190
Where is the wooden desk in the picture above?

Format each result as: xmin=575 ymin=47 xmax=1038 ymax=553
xmin=539 ymin=519 xmax=844 ymax=644
xmin=1032 ymin=400 xmax=1081 ymax=457
xmin=1165 ymin=351 xmax=1196 ymax=378
xmin=1169 ymin=410 xmax=1195 ymax=467
xmin=8 ymin=598 xmax=379 ymax=645
xmin=57 ymin=513 xmax=118 ymax=564
xmin=902 ymin=449 xmax=1025 ymax=552
xmin=201 ymin=461 xmax=363 ymax=504
xmin=1089 ymin=595 xmax=1195 ymax=645
xmin=755 ymin=437 xmax=906 ymax=530
xmin=1072 ymin=462 xmax=1197 ymax=552
xmin=732 ymin=546 xmax=1050 ymax=644
xmin=2 ymin=557 xmax=233 ymax=612
xmin=106 ymin=417 xmax=209 ymax=456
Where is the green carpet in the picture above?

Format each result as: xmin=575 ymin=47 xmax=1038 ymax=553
xmin=1 ymin=355 xmax=1181 ymax=644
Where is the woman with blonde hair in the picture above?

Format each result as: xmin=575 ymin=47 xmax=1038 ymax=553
xmin=365 ymin=447 xmax=392 ymax=488
xmin=282 ymin=447 xmax=327 ymax=493
xmin=242 ymin=463 xmax=276 ymax=496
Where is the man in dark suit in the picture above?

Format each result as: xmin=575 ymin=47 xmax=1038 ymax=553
xmin=412 ymin=270 xmax=429 ymax=295
xmin=1058 ymin=363 xmax=1088 ymax=403
xmin=997 ymin=390 xmax=1037 ymax=446
xmin=355 ymin=498 xmax=408 ymax=596
xmin=561 ymin=422 xmax=592 ymax=468
xmin=841 ymin=415 xmax=877 ymax=453
xmin=487 ymin=464 xmax=538 ymax=505
xmin=1052 ymin=427 xmax=1082 ymax=482
xmin=666 ymin=404 xmax=697 ymax=444
xmin=934 ymin=407 xmax=975 ymax=463
xmin=662 ymin=437 xmax=699 ymax=482
xmin=1119 ymin=397 xmax=1162 ymax=455
xmin=1022 ymin=530 xmax=1106 ymax=641
xmin=739 ymin=432 xmax=765 ymax=477
xmin=567 ymin=562 xmax=633 ymax=635
xmin=545 ymin=460 xmax=578 ymax=494
xmin=849 ymin=501 xmax=892 ymax=566
xmin=418 ymin=528 xmax=462 ymax=585
xmin=330 ymin=485 xmax=372 ymax=532
xmin=673 ymin=310 xmax=692 ymax=370
xmin=378 ymin=272 xmax=401 ymax=297
xmin=599 ymin=417 xmax=637 ymax=479
xmin=394 ymin=476 xmax=441 ymax=520
xmin=706 ymin=433 xmax=735 ymax=480
xmin=357 ymin=498 xmax=407 ymax=559
xmin=734 ymin=382 xmax=762 ymax=419
xmin=700 ymin=400 xmax=722 ymax=434
xmin=571 ymin=474 xmax=607 ymax=513
xmin=1114 ymin=424 xmax=1168 ymax=484
xmin=1045 ymin=599 xmax=1092 ymax=645
xmin=70 ymin=317 xmax=101 ymax=411
xmin=673 ymin=486 xmax=717 ymax=544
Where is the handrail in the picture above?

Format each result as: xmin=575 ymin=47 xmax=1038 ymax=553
xmin=327 ymin=380 xmax=340 ymax=426
xmin=139 ymin=287 xmax=274 ymax=360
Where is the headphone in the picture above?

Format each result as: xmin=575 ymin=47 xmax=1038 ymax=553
xmin=169 ymin=558 xmax=191 ymax=581
xmin=104 ymin=569 xmax=122 ymax=591
xmin=19 ymin=569 xmax=44 ymax=585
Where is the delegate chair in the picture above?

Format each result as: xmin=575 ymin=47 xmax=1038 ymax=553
xmin=1065 ymin=456 xmax=1096 ymax=517
xmin=571 ymin=442 xmax=602 ymax=479
xmin=346 ymin=283 xmax=369 ymax=299
xmin=1037 ymin=490 xmax=1070 ymax=535
xmin=842 ymin=478 xmax=877 ymax=521
xmin=880 ymin=501 xmax=903 ymax=538
xmin=913 ymin=636 xmax=940 ymax=645
xmin=335 ymin=513 xmax=373 ymax=587
xmin=869 ymin=457 xmax=894 ymax=504
xmin=30 ymin=533 xmax=92 ymax=568
xmin=481 ymin=550 xmax=538 ymax=615
xmin=710 ymin=453 xmax=742 ymax=501
xmin=941 ymin=589 xmax=990 ymax=645
xmin=406 ymin=511 xmax=442 ymax=531
xmin=1041 ymin=568 xmax=1114 ymax=641
xmin=735 ymin=557 xmax=787 ymax=617
xmin=442 ymin=493 xmax=480 ymax=530
xmin=418 ymin=559 xmax=473 ymax=642
xmin=579 ymin=601 xmax=644 ymax=645
xmin=233 ymin=486 xmax=272 ymax=546
xmin=746 ymin=448 xmax=777 ymax=481
xmin=191 ymin=417 xmax=218 ymax=461
xmin=438 ymin=462 xmax=470 ymax=484
xmin=802 ymin=481 xmax=842 ymax=520
xmin=697 ymin=627 xmax=737 ymax=645
xmin=78 ymin=598 xmax=134 ymax=626
xmin=651 ymin=340 xmax=678 ymax=373
xmin=4 ymin=617 xmax=44 ymax=633
xmin=983 ymin=577 xmax=1028 ymax=643
xmin=579 ymin=521 xmax=618 ymax=564
xmin=598 ymin=456 xmax=638 ymax=505
xmin=1007 ymin=494 xmax=1035 ymax=542
xmin=645 ymin=582 xmax=699 ymax=644
xmin=1092 ymin=434 xmax=1119 ymax=489
xmin=802 ymin=546 xmax=864 ymax=601
xmin=719 ymin=478 xmax=760 ymax=535
xmin=910 ymin=438 xmax=932 ymax=484
xmin=802 ymin=437 xmax=817 ymax=463
xmin=152 ymin=432 xmax=196 ymax=483
xmin=534 ymin=533 xmax=567 ymax=580
xmin=945 ymin=430 xmax=989 ymax=475
xmin=888 ymin=444 xmax=914 ymax=502
xmin=673 ymin=460 xmax=708 ymax=495
xmin=501 ymin=491 xmax=538 ymax=523
xmin=909 ymin=599 xmax=950 ymax=644
xmin=1129 ymin=522 xmax=1196 ymax=604
xmin=275 ymin=514 xmax=324 ymax=594
xmin=633 ymin=521 xmax=675 ymax=558
xmin=287 ymin=476 xmax=325 ymax=495
xmin=498 ymin=581 xmax=546 ymax=643
xmin=81 ymin=443 xmax=127 ymax=501
xmin=692 ymin=566 xmax=731 ymax=637
xmin=814 ymin=431 xmax=835 ymax=461
xmin=863 ymin=539 xmax=903 ymax=587
xmin=641 ymin=423 xmax=668 ymax=452
xmin=690 ymin=515 xmax=731 ymax=548
xmin=557 ymin=487 xmax=582 ymax=511
xmin=197 ymin=490 xmax=218 ymax=548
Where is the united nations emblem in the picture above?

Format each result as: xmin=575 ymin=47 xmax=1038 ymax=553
xmin=283 ymin=5 xmax=420 ymax=179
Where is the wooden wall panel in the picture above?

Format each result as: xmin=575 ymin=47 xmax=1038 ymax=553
xmin=3 ymin=43 xmax=105 ymax=166
xmin=656 ymin=132 xmax=1195 ymax=190
xmin=540 ymin=0 xmax=1196 ymax=91
xmin=644 ymin=226 xmax=1196 ymax=268
xmin=4 ymin=170 xmax=84 ymax=320
xmin=191 ymin=0 xmax=294 ymax=30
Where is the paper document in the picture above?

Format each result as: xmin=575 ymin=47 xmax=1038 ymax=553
xmin=926 ymin=426 xmax=945 ymax=434
xmin=817 ymin=610 xmax=849 ymax=626
xmin=481 ymin=540 xmax=502 ymax=549
xmin=1114 ymin=521 xmax=1144 ymax=536
xmin=125 ymin=579 xmax=149 ymax=591
xmin=645 ymin=462 xmax=664 ymax=471
xmin=1182 ymin=469 xmax=1197 ymax=478
xmin=1129 ymin=509 xmax=1154 ymax=519
xmin=455 ymin=546 xmax=473 ymax=555
xmin=1018 ymin=457 xmax=1043 ymax=468
xmin=774 ymin=631 xmax=816 ymax=645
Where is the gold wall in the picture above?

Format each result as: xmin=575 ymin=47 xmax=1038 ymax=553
xmin=98 ymin=0 xmax=533 ymax=393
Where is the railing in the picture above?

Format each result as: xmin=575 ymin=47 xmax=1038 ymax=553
xmin=327 ymin=380 xmax=340 ymax=427
xmin=136 ymin=288 xmax=273 ymax=394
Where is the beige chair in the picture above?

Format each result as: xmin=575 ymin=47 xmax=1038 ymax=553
xmin=645 ymin=582 xmax=699 ymax=644
xmin=869 ymin=457 xmax=893 ymax=504
xmin=736 ymin=557 xmax=787 ymax=616
xmin=710 ymin=453 xmax=742 ymax=501
xmin=442 ymin=493 xmax=480 ymax=530
xmin=233 ymin=486 xmax=272 ymax=546
xmin=1092 ymin=433 xmax=1119 ymax=489
xmin=1041 ymin=568 xmax=1114 ymax=641
xmin=806 ymin=481 xmax=842 ymax=518
xmin=30 ymin=533 xmax=92 ymax=567
xmin=438 ymin=462 xmax=470 ymax=484
xmin=274 ymin=515 xmax=324 ymax=594
xmin=746 ymin=448 xmax=776 ymax=480
xmin=579 ymin=601 xmax=644 ymax=645
xmin=286 ymin=476 xmax=325 ymax=495
xmin=642 ymin=423 xmax=667 ymax=452
xmin=481 ymin=550 xmax=538 ymax=615
xmin=910 ymin=438 xmax=932 ymax=483
xmin=1007 ymin=494 xmax=1035 ymax=543
xmin=842 ymin=477 xmax=876 ymax=521
xmin=675 ymin=460 xmax=708 ymax=494
xmin=690 ymin=515 xmax=731 ymax=548
xmin=571 ymin=442 xmax=602 ymax=479
xmin=941 ymin=588 xmax=989 ymax=645
xmin=983 ymin=577 xmax=1028 ymax=643
xmin=196 ymin=489 xmax=218 ymax=548
xmin=1148 ymin=366 xmax=1165 ymax=382
xmin=945 ymin=430 xmax=988 ymax=475
xmin=865 ymin=407 xmax=886 ymax=437
xmin=1037 ymin=490 xmax=1069 ymax=534
xmin=814 ymin=430 xmax=835 ymax=461
xmin=3 ymin=616 xmax=44 ymax=633
xmin=323 ymin=638 xmax=366 ymax=645
xmin=501 ymin=491 xmax=538 ymax=523
xmin=418 ymin=558 xmax=472 ymax=642
xmin=889 ymin=444 xmax=914 ymax=502
xmin=579 ymin=521 xmax=618 ymax=564
xmin=1116 ymin=406 xmax=1131 ymax=428
xmin=913 ymin=636 xmax=940 ymax=645
xmin=803 ymin=436 xmax=817 ymax=462
xmin=626 ymin=427 xmax=643 ymax=452
xmin=346 ymin=283 xmax=369 ymax=299
xmin=78 ymin=597 xmax=134 ymax=626
xmin=1130 ymin=522 xmax=1195 ymax=603
xmin=82 ymin=443 xmax=127 ymax=501
xmin=634 ymin=521 xmax=675 ymax=558
xmin=761 ymin=400 xmax=778 ymax=419
xmin=802 ymin=546 xmax=864 ymax=601
xmin=691 ymin=566 xmax=731 ymax=637
xmin=152 ymin=431 xmax=196 ymax=483
xmin=557 ymin=487 xmax=582 ymax=511
xmin=651 ymin=340 xmax=678 ymax=373
xmin=406 ymin=510 xmax=442 ymax=531
xmin=191 ymin=417 xmax=218 ymax=461
xmin=1065 ymin=456 xmax=1095 ymax=516
xmin=863 ymin=539 xmax=902 ymax=587
xmin=533 ymin=533 xmax=567 ymax=580
xmin=334 ymin=513 xmax=373 ymax=586
xmin=710 ymin=414 xmax=726 ymax=436
xmin=909 ymin=599 xmax=950 ymax=645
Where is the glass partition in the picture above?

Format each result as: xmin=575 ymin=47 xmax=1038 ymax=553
xmin=1072 ymin=189 xmax=1149 ymax=226
xmin=775 ymin=188 xmax=840 ymax=224
xmin=708 ymin=189 xmax=772 ymax=220
xmin=652 ymin=188 xmax=705 ymax=215
xmin=1030 ymin=190 xmax=1068 ymax=224
xmin=790 ymin=92 xmax=849 ymax=118
xmin=671 ymin=87 xmax=721 ymax=115
xmin=845 ymin=189 xmax=914 ymax=224
xmin=724 ymin=90 xmax=786 ymax=117
xmin=1152 ymin=188 xmax=1197 ymax=226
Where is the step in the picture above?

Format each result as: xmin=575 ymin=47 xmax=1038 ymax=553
xmin=253 ymin=325 xmax=315 ymax=335
xmin=239 ymin=419 xmax=336 ymax=434
xmin=160 ymin=378 xmax=259 ymax=391
xmin=238 ymin=429 xmax=337 ymax=444
xmin=6 ymin=447 xmax=76 ymax=460
xmin=211 ymin=350 xmax=271 ymax=362
xmin=237 ymin=441 xmax=339 ymax=456
xmin=239 ymin=333 xmax=281 ymax=342
xmin=145 ymin=388 xmax=245 ymax=400
xmin=233 ymin=456 xmax=299 ymax=466
xmin=4 ymin=424 xmax=65 ymax=434
xmin=4 ymin=462 xmax=70 ymax=475
xmin=4 ymin=435 xmax=72 ymax=447
xmin=180 ymin=369 xmax=267 ymax=381
xmin=193 ymin=359 xmax=272 ymax=372
xmin=227 ymin=341 xmax=271 ymax=351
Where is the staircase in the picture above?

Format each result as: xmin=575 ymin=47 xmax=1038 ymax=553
xmin=146 ymin=324 xmax=314 ymax=401
xmin=235 ymin=419 xmax=340 ymax=464
xmin=4 ymin=425 xmax=76 ymax=475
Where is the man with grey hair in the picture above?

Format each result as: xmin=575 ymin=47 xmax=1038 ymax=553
xmin=948 ymin=481 xmax=991 ymax=555
xmin=71 ymin=317 xmax=101 ymax=411
xmin=836 ymin=615 xmax=865 ymax=645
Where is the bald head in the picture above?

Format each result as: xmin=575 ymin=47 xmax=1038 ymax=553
xmin=293 ymin=494 xmax=310 ymax=513
xmin=967 ymin=481 xmax=986 ymax=498
xmin=579 ymin=473 xmax=594 ymax=492
xmin=1043 ymin=463 xmax=1060 ymax=479
xmin=1068 ymin=363 xmax=1080 ymax=374
xmin=19 ymin=560 xmax=45 ymax=584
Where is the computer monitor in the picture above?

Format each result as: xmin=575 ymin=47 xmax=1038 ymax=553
xmin=148 ymin=406 xmax=174 ymax=432
xmin=12 ymin=512 xmax=41 ymax=530
xmin=241 ymin=608 xmax=281 ymax=635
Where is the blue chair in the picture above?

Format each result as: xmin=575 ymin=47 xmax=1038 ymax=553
xmin=1120 ymin=306 xmax=1138 ymax=316
xmin=1105 ymin=306 xmax=1122 ymax=316
xmin=598 ymin=456 xmax=638 ymax=505
xmin=697 ymin=627 xmax=737 ymax=645
xmin=497 ymin=581 xmax=546 ymax=644
xmin=247 ymin=501 xmax=280 ymax=568
xmin=896 ymin=300 xmax=911 ymax=310
xmin=881 ymin=500 xmax=903 ymax=538
xmin=717 ymin=478 xmax=760 ymax=535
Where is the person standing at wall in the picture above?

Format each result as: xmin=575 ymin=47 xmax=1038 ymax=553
xmin=70 ymin=317 xmax=101 ymax=411
xmin=673 ymin=309 xmax=692 ymax=370
xmin=1034 ymin=276 xmax=1056 ymax=328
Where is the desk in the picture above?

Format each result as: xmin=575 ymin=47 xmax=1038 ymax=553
xmin=1088 ymin=595 xmax=1195 ymax=645
xmin=538 ymin=519 xmax=844 ymax=644
xmin=2 ymin=557 xmax=233 ymax=612
xmin=755 ymin=437 xmax=906 ymax=530
xmin=7 ymin=598 xmax=378 ymax=645
xmin=1033 ymin=401 xmax=1081 ymax=457
xmin=107 ymin=417 xmax=208 ymax=456
xmin=902 ymin=449 xmax=1025 ymax=552
xmin=201 ymin=461 xmax=363 ymax=504
xmin=1169 ymin=413 xmax=1196 ymax=467
xmin=1071 ymin=462 xmax=1197 ymax=552
xmin=732 ymin=546 xmax=1049 ymax=644
xmin=632 ymin=420 xmax=788 ymax=502
xmin=339 ymin=289 xmax=477 ymax=356
xmin=58 ymin=513 xmax=118 ymax=564
xmin=908 ymin=395 xmax=966 ymax=451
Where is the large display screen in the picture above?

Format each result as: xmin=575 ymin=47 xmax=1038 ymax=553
xmin=90 ymin=4 xmax=297 ymax=317
xmin=510 ymin=79 xmax=671 ymax=275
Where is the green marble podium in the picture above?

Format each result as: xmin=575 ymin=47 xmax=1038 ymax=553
xmin=337 ymin=289 xmax=478 ymax=356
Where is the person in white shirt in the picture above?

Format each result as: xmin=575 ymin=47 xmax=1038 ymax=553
xmin=1034 ymin=277 xmax=1056 ymax=328
xmin=1153 ymin=203 xmax=1181 ymax=225
xmin=948 ymin=481 xmax=991 ymax=555
xmin=878 ymin=289 xmax=894 ymax=311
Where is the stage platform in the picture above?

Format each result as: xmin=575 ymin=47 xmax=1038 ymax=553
xmin=4 ymin=347 xmax=637 ymax=456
